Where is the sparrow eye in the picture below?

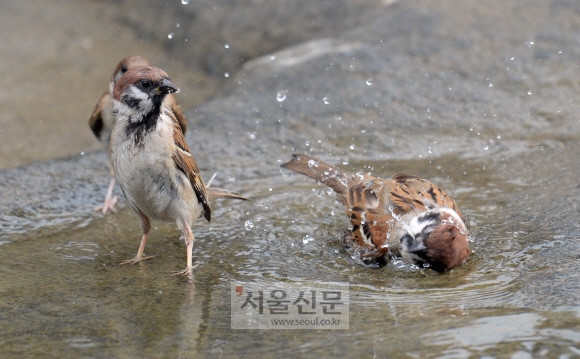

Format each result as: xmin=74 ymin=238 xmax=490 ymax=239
xmin=140 ymin=80 xmax=151 ymax=89
xmin=121 ymin=64 xmax=127 ymax=73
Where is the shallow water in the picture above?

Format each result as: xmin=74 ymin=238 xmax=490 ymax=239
xmin=1 ymin=141 xmax=580 ymax=358
xmin=3 ymin=0 xmax=580 ymax=357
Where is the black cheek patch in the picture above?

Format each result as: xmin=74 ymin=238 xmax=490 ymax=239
xmin=418 ymin=211 xmax=440 ymax=224
xmin=127 ymin=98 xmax=141 ymax=108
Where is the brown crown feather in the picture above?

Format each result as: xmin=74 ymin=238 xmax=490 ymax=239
xmin=113 ymin=66 xmax=171 ymax=101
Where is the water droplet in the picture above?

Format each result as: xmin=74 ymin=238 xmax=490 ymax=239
xmin=276 ymin=91 xmax=286 ymax=102
xmin=245 ymin=221 xmax=254 ymax=230
xmin=270 ymin=55 xmax=276 ymax=60
xmin=181 ymin=0 xmax=189 ymax=4
xmin=323 ymin=97 xmax=330 ymax=105
xmin=224 ymin=43 xmax=230 ymax=49
xmin=302 ymin=235 xmax=314 ymax=244
xmin=224 ymin=72 xmax=230 ymax=78
xmin=483 ymin=145 xmax=489 ymax=150
xmin=527 ymin=90 xmax=532 ymax=95
xmin=305 ymin=141 xmax=311 ymax=147
xmin=248 ymin=133 xmax=256 ymax=140
xmin=307 ymin=159 xmax=319 ymax=168
xmin=366 ymin=78 xmax=373 ymax=85
xmin=255 ymin=215 xmax=261 ymax=222
xmin=80 ymin=152 xmax=85 ymax=156
xmin=167 ymin=33 xmax=174 ymax=39
xmin=350 ymin=144 xmax=355 ymax=150
xmin=176 ymin=23 xmax=180 ymax=28
xmin=497 ymin=135 xmax=502 ymax=139
xmin=229 ymin=176 xmax=236 ymax=182
xmin=488 ymin=83 xmax=493 ymax=87
xmin=513 ymin=232 xmax=519 ymax=238
xmin=525 ymin=41 xmax=534 ymax=48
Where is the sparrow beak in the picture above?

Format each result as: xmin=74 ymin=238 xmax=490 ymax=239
xmin=156 ymin=79 xmax=179 ymax=95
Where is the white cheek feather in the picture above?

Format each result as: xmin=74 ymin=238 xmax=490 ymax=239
xmin=112 ymin=85 xmax=155 ymax=123
xmin=127 ymin=86 xmax=154 ymax=114
xmin=439 ymin=207 xmax=467 ymax=233
xmin=407 ymin=213 xmax=437 ymax=238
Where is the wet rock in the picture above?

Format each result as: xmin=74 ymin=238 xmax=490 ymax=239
xmin=114 ymin=0 xmax=392 ymax=76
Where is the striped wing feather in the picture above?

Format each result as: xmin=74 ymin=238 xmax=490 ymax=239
xmin=168 ymin=108 xmax=211 ymax=221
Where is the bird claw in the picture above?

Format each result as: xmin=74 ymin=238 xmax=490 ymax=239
xmin=170 ymin=266 xmax=195 ymax=276
xmin=95 ymin=196 xmax=119 ymax=215
xmin=119 ymin=255 xmax=155 ymax=266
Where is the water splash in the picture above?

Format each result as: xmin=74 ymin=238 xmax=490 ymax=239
xmin=276 ymin=91 xmax=286 ymax=102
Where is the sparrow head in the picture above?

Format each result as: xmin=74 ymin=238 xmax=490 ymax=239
xmin=400 ymin=207 xmax=470 ymax=272
xmin=111 ymin=56 xmax=151 ymax=84
xmin=113 ymin=66 xmax=179 ymax=118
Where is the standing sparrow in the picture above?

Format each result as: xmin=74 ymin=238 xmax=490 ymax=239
xmin=110 ymin=66 xmax=248 ymax=276
xmin=89 ymin=56 xmax=188 ymax=214
xmin=281 ymin=154 xmax=470 ymax=272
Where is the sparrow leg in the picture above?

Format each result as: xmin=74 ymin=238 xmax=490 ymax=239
xmin=171 ymin=220 xmax=195 ymax=276
xmin=94 ymin=176 xmax=119 ymax=215
xmin=120 ymin=211 xmax=155 ymax=265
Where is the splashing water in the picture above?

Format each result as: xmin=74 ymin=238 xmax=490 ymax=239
xmin=276 ymin=91 xmax=286 ymax=102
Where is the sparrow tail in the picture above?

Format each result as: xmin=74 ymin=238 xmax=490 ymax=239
xmin=206 ymin=187 xmax=250 ymax=201
xmin=280 ymin=154 xmax=351 ymax=196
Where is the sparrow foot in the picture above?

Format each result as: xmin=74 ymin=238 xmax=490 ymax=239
xmin=95 ymin=195 xmax=119 ymax=215
xmin=119 ymin=255 xmax=155 ymax=266
xmin=170 ymin=265 xmax=197 ymax=277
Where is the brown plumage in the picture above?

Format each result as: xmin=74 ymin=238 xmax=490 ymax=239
xmin=89 ymin=56 xmax=187 ymax=215
xmin=281 ymin=154 xmax=470 ymax=272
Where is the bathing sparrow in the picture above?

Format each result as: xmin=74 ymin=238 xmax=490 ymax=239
xmin=89 ymin=56 xmax=188 ymax=214
xmin=110 ymin=66 xmax=247 ymax=276
xmin=281 ymin=154 xmax=470 ymax=272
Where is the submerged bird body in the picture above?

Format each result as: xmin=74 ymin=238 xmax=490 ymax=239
xmin=89 ymin=56 xmax=187 ymax=214
xmin=281 ymin=154 xmax=470 ymax=272
xmin=110 ymin=66 xmax=247 ymax=275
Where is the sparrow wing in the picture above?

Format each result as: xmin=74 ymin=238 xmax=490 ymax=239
xmin=165 ymin=94 xmax=188 ymax=135
xmin=391 ymin=175 xmax=466 ymax=223
xmin=344 ymin=177 xmax=395 ymax=258
xmin=88 ymin=90 xmax=110 ymax=140
xmin=168 ymin=108 xmax=211 ymax=222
